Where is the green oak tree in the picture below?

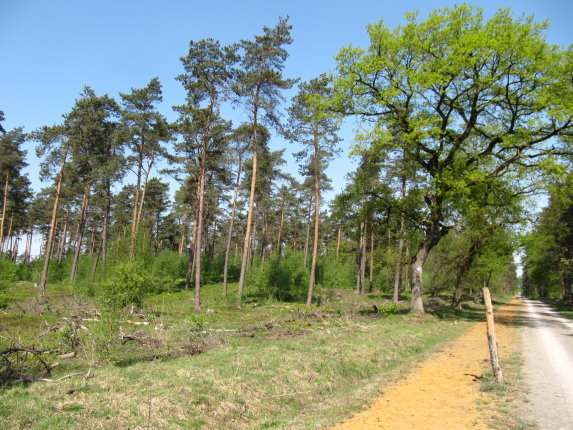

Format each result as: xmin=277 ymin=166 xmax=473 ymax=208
xmin=333 ymin=5 xmax=573 ymax=312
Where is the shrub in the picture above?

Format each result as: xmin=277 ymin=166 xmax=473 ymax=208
xmin=316 ymin=254 xmax=356 ymax=290
xmin=247 ymin=250 xmax=309 ymax=302
xmin=0 ymin=258 xmax=18 ymax=281
xmin=98 ymin=262 xmax=154 ymax=309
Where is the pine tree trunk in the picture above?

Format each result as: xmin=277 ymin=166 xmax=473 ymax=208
xmin=223 ymin=157 xmax=241 ymax=295
xmin=24 ymin=226 xmax=32 ymax=263
xmin=237 ymin=140 xmax=258 ymax=308
xmin=260 ymin=209 xmax=269 ymax=261
xmin=185 ymin=215 xmax=199 ymax=290
xmin=70 ymin=183 xmax=90 ymax=283
xmin=336 ymin=227 xmax=341 ymax=261
xmin=88 ymin=230 xmax=95 ymax=257
xmin=131 ymin=147 xmax=143 ymax=236
xmin=38 ymin=149 xmax=67 ymax=296
xmin=369 ymin=227 xmax=375 ymax=293
xmin=307 ymin=162 xmax=321 ymax=308
xmin=178 ymin=224 xmax=186 ymax=257
xmin=303 ymin=199 xmax=312 ymax=267
xmin=405 ymin=242 xmax=411 ymax=291
xmin=357 ymin=221 xmax=364 ymax=295
xmin=359 ymin=221 xmax=367 ymax=295
xmin=194 ymin=166 xmax=206 ymax=311
xmin=57 ymin=206 xmax=70 ymax=263
xmin=11 ymin=232 xmax=19 ymax=261
xmin=276 ymin=204 xmax=284 ymax=258
xmin=101 ymin=179 xmax=111 ymax=271
xmin=1 ymin=213 xmax=13 ymax=257
xmin=136 ymin=150 xmax=155 ymax=234
xmin=0 ymin=171 xmax=9 ymax=252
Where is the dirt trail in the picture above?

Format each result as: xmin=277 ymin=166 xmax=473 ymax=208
xmin=522 ymin=298 xmax=573 ymax=429
xmin=331 ymin=300 xmax=521 ymax=430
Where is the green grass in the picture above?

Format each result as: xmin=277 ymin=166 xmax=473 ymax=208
xmin=544 ymin=298 xmax=573 ymax=321
xmin=1 ymin=281 xmax=484 ymax=429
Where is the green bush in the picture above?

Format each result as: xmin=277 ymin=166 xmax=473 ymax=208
xmin=99 ymin=262 xmax=154 ymax=309
xmin=0 ymin=293 xmax=8 ymax=309
xmin=247 ymin=250 xmax=309 ymax=302
xmin=0 ymin=258 xmax=18 ymax=281
xmin=151 ymin=251 xmax=187 ymax=291
xmin=316 ymin=254 xmax=356 ymax=290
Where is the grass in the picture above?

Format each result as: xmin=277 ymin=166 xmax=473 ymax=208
xmin=543 ymin=298 xmax=573 ymax=321
xmin=0 ymin=281 xmax=485 ymax=429
xmin=478 ymin=353 xmax=537 ymax=430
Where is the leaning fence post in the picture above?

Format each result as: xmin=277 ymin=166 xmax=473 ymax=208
xmin=483 ymin=287 xmax=504 ymax=383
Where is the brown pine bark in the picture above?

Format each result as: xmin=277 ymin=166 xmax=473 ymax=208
xmin=0 ymin=171 xmax=9 ymax=252
xmin=1 ymin=213 xmax=13 ymax=257
xmin=135 ymin=150 xmax=155 ymax=234
xmin=303 ymin=199 xmax=312 ymax=267
xmin=57 ymin=206 xmax=70 ymax=263
xmin=336 ymin=227 xmax=341 ymax=261
xmin=193 ymin=165 xmax=206 ymax=311
xmin=70 ymin=183 xmax=90 ymax=283
xmin=306 ymin=157 xmax=321 ymax=308
xmin=276 ymin=203 xmax=284 ymax=258
xmin=222 ymin=156 xmax=241 ymax=295
xmin=359 ymin=221 xmax=367 ymax=295
xmin=404 ymin=242 xmax=411 ymax=291
xmin=38 ymin=149 xmax=68 ymax=296
xmin=131 ymin=145 xmax=143 ymax=235
xmin=237 ymin=143 xmax=258 ymax=308
xmin=101 ymin=179 xmax=111 ymax=270
xmin=369 ymin=227 xmax=375 ymax=293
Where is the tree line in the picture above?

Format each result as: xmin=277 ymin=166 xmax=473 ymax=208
xmin=1 ymin=5 xmax=572 ymax=313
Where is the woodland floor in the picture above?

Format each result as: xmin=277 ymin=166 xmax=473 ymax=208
xmin=331 ymin=298 xmax=530 ymax=430
xmin=1 ymin=284 xmax=531 ymax=429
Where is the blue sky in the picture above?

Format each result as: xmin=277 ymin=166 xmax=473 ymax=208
xmin=1 ymin=0 xmax=572 ymax=202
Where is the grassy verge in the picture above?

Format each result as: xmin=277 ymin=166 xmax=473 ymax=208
xmin=1 ymin=282 xmax=484 ymax=429
xmin=543 ymin=298 xmax=573 ymax=321
xmin=479 ymin=352 xmax=537 ymax=430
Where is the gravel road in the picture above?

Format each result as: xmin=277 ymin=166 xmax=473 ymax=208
xmin=521 ymin=297 xmax=573 ymax=430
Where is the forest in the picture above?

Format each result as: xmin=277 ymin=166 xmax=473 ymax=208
xmin=1 ymin=5 xmax=572 ymax=312
xmin=1 ymin=5 xmax=573 ymax=426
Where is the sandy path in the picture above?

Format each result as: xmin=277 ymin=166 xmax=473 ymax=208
xmin=330 ymin=300 xmax=521 ymax=430
xmin=521 ymin=298 xmax=573 ymax=430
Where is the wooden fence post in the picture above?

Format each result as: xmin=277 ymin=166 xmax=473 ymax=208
xmin=483 ymin=287 xmax=504 ymax=383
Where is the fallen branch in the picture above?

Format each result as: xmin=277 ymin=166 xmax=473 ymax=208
xmin=200 ymin=329 xmax=240 ymax=334
xmin=37 ymin=372 xmax=83 ymax=383
xmin=0 ymin=347 xmax=54 ymax=375
xmin=56 ymin=352 xmax=76 ymax=360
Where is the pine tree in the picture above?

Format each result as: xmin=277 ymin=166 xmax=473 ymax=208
xmin=174 ymin=39 xmax=236 ymax=310
xmin=233 ymin=17 xmax=297 ymax=307
xmin=284 ymin=75 xmax=341 ymax=307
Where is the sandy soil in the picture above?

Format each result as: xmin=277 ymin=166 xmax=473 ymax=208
xmin=330 ymin=300 xmax=521 ymax=430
